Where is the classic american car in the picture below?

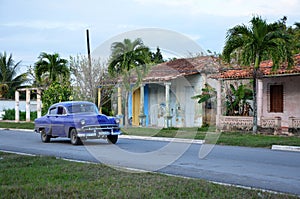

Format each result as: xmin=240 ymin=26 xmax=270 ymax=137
xmin=34 ymin=101 xmax=121 ymax=145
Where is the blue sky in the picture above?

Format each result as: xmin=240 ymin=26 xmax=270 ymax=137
xmin=1 ymin=0 xmax=299 ymax=72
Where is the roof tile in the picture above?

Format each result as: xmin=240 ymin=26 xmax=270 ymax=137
xmin=216 ymin=54 xmax=300 ymax=79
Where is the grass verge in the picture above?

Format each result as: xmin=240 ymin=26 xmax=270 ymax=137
xmin=0 ymin=121 xmax=34 ymax=129
xmin=0 ymin=152 xmax=297 ymax=199
xmin=122 ymin=127 xmax=300 ymax=148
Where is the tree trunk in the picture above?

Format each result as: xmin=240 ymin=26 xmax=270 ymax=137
xmin=252 ymin=71 xmax=258 ymax=134
xmin=252 ymin=55 xmax=260 ymax=134
xmin=124 ymin=91 xmax=129 ymax=128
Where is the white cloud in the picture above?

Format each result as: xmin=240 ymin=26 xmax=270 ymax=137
xmin=1 ymin=20 xmax=88 ymax=31
xmin=1 ymin=0 xmax=299 ymax=69
xmin=134 ymin=0 xmax=300 ymax=17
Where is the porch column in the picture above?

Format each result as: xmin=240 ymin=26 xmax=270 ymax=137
xmin=117 ymin=86 xmax=123 ymax=126
xmin=15 ymin=90 xmax=20 ymax=122
xmin=257 ymin=79 xmax=263 ymax=127
xmin=164 ymin=82 xmax=172 ymax=128
xmin=26 ymin=89 xmax=30 ymax=122
xmin=216 ymin=80 xmax=222 ymax=130
xmin=202 ymin=73 xmax=207 ymax=125
xmin=37 ymin=89 xmax=42 ymax=118
xmin=139 ymin=84 xmax=146 ymax=126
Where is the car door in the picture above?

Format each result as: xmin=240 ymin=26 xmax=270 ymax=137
xmin=48 ymin=106 xmax=66 ymax=136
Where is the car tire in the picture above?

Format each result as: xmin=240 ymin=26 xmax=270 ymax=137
xmin=70 ymin=128 xmax=82 ymax=145
xmin=107 ymin=135 xmax=118 ymax=144
xmin=41 ymin=129 xmax=51 ymax=143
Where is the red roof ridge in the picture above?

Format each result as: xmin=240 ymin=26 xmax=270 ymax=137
xmin=214 ymin=54 xmax=300 ymax=79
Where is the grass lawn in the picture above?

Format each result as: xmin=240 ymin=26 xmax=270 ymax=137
xmin=0 ymin=152 xmax=297 ymax=199
xmin=0 ymin=121 xmax=34 ymax=129
xmin=122 ymin=126 xmax=300 ymax=148
xmin=1 ymin=121 xmax=300 ymax=148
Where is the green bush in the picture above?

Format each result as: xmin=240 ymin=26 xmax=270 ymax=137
xmin=2 ymin=109 xmax=37 ymax=121
xmin=41 ymin=82 xmax=72 ymax=115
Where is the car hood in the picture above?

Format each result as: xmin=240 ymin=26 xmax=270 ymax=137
xmin=73 ymin=114 xmax=115 ymax=125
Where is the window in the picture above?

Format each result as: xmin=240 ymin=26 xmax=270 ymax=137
xmin=270 ymin=85 xmax=283 ymax=112
xmin=49 ymin=107 xmax=57 ymax=115
xmin=57 ymin=106 xmax=66 ymax=115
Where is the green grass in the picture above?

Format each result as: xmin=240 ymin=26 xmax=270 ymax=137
xmin=122 ymin=127 xmax=300 ymax=148
xmin=217 ymin=132 xmax=300 ymax=147
xmin=0 ymin=121 xmax=34 ymax=129
xmin=0 ymin=152 xmax=297 ymax=199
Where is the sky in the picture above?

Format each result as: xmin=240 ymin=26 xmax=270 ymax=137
xmin=1 ymin=0 xmax=300 ymax=73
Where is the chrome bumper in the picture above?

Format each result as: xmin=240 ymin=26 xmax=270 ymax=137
xmin=77 ymin=125 xmax=121 ymax=138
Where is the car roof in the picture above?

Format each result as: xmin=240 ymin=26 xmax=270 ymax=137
xmin=50 ymin=101 xmax=95 ymax=108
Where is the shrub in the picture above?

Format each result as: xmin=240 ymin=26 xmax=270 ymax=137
xmin=2 ymin=109 xmax=37 ymax=121
xmin=41 ymin=82 xmax=72 ymax=115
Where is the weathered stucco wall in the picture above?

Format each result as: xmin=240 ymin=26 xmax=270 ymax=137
xmin=261 ymin=75 xmax=300 ymax=127
xmin=146 ymin=74 xmax=217 ymax=127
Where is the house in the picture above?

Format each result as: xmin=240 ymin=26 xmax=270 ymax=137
xmin=115 ymin=56 xmax=221 ymax=128
xmin=215 ymin=54 xmax=300 ymax=134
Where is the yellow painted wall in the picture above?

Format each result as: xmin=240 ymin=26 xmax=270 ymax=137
xmin=132 ymin=88 xmax=141 ymax=126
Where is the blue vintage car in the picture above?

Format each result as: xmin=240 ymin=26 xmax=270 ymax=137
xmin=34 ymin=101 xmax=121 ymax=145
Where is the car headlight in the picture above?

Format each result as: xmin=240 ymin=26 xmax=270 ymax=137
xmin=80 ymin=119 xmax=86 ymax=126
xmin=115 ymin=118 xmax=120 ymax=124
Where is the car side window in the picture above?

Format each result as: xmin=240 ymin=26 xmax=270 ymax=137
xmin=49 ymin=107 xmax=57 ymax=115
xmin=57 ymin=106 xmax=66 ymax=115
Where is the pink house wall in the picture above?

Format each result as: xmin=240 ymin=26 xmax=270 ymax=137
xmin=261 ymin=75 xmax=300 ymax=127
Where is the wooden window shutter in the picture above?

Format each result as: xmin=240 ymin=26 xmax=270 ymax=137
xmin=270 ymin=85 xmax=283 ymax=112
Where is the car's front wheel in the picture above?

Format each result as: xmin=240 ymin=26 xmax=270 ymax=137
xmin=70 ymin=128 xmax=82 ymax=145
xmin=107 ymin=135 xmax=118 ymax=144
xmin=40 ymin=129 xmax=51 ymax=143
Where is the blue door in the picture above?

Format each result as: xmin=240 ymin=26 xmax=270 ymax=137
xmin=49 ymin=106 xmax=66 ymax=136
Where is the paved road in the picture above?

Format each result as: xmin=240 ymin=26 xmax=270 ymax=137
xmin=0 ymin=129 xmax=300 ymax=196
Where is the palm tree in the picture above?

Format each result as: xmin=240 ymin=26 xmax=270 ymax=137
xmin=108 ymin=38 xmax=151 ymax=126
xmin=222 ymin=16 xmax=293 ymax=133
xmin=34 ymin=52 xmax=69 ymax=86
xmin=0 ymin=52 xmax=27 ymax=99
xmin=292 ymin=22 xmax=300 ymax=54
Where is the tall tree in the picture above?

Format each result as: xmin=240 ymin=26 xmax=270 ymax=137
xmin=291 ymin=22 xmax=300 ymax=54
xmin=0 ymin=52 xmax=27 ymax=99
xmin=222 ymin=16 xmax=293 ymax=133
xmin=70 ymin=55 xmax=115 ymax=113
xmin=151 ymin=47 xmax=164 ymax=63
xmin=108 ymin=38 xmax=151 ymax=126
xmin=34 ymin=52 xmax=69 ymax=87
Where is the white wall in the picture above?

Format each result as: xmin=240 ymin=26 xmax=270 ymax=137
xmin=0 ymin=100 xmax=38 ymax=112
xmin=146 ymin=74 xmax=219 ymax=127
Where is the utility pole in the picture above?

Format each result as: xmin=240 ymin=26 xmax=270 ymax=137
xmin=86 ymin=29 xmax=95 ymax=103
xmin=86 ymin=29 xmax=92 ymax=70
xmin=86 ymin=29 xmax=101 ymax=111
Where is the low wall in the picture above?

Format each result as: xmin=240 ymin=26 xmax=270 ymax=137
xmin=0 ymin=100 xmax=38 ymax=112
xmin=218 ymin=116 xmax=283 ymax=134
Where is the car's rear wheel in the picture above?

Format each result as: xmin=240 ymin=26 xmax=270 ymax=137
xmin=40 ymin=129 xmax=51 ymax=143
xmin=107 ymin=135 xmax=118 ymax=144
xmin=70 ymin=128 xmax=82 ymax=145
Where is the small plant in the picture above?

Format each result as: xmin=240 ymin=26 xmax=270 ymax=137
xmin=225 ymin=83 xmax=253 ymax=116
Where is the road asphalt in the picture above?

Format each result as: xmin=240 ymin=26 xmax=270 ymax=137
xmin=1 ymin=128 xmax=300 ymax=196
xmin=1 ymin=127 xmax=300 ymax=152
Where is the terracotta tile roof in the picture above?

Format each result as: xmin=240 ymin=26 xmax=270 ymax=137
xmin=143 ymin=56 xmax=221 ymax=82
xmin=216 ymin=54 xmax=300 ymax=79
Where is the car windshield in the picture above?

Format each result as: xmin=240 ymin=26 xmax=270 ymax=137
xmin=67 ymin=104 xmax=98 ymax=114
